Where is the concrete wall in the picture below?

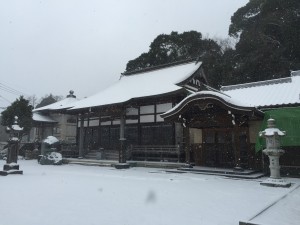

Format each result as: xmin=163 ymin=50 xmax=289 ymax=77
xmin=51 ymin=113 xmax=77 ymax=142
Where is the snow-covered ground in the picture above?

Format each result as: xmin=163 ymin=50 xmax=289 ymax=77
xmin=0 ymin=160 xmax=299 ymax=225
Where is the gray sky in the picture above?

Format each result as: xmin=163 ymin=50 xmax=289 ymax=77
xmin=0 ymin=0 xmax=248 ymax=110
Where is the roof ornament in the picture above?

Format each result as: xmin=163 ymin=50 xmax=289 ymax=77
xmin=67 ymin=90 xmax=76 ymax=98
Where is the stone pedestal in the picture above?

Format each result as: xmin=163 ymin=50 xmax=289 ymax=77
xmin=1 ymin=142 xmax=23 ymax=176
xmin=0 ymin=163 xmax=23 ymax=176
xmin=260 ymin=149 xmax=290 ymax=187
xmin=260 ymin=177 xmax=291 ymax=188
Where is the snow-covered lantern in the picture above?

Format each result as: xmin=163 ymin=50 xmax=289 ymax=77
xmin=259 ymin=118 xmax=290 ymax=187
xmin=0 ymin=116 xmax=23 ymax=175
xmin=8 ymin=116 xmax=23 ymax=139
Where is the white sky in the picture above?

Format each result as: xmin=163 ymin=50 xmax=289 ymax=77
xmin=0 ymin=0 xmax=248 ymax=110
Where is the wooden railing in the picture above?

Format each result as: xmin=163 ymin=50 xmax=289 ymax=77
xmin=61 ymin=145 xmax=79 ymax=158
xmin=129 ymin=145 xmax=183 ymax=162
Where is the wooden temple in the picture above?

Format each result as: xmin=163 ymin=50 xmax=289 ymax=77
xmin=66 ymin=60 xmax=300 ymax=173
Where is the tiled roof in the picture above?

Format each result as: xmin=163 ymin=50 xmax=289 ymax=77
xmin=70 ymin=61 xmax=202 ymax=110
xmin=221 ymin=71 xmax=300 ymax=108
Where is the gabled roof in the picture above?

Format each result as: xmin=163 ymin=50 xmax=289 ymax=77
xmin=70 ymin=61 xmax=202 ymax=110
xmin=33 ymin=91 xmax=78 ymax=112
xmin=221 ymin=70 xmax=300 ymax=108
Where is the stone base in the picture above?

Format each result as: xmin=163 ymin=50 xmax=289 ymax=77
xmin=3 ymin=164 xmax=19 ymax=171
xmin=260 ymin=178 xmax=291 ymax=188
xmin=115 ymin=163 xmax=130 ymax=169
xmin=0 ymin=170 xmax=23 ymax=176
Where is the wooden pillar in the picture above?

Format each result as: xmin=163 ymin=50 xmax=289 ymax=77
xmin=119 ymin=110 xmax=126 ymax=163
xmin=78 ymin=114 xmax=84 ymax=158
xmin=184 ymin=126 xmax=191 ymax=164
xmin=234 ymin=126 xmax=241 ymax=168
xmin=115 ymin=108 xmax=130 ymax=169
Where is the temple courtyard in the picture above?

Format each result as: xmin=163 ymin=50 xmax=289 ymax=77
xmin=0 ymin=160 xmax=299 ymax=225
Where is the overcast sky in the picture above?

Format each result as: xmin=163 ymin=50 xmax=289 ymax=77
xmin=0 ymin=0 xmax=248 ymax=110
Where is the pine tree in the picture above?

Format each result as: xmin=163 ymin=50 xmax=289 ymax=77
xmin=1 ymin=96 xmax=33 ymax=134
xmin=227 ymin=0 xmax=300 ymax=83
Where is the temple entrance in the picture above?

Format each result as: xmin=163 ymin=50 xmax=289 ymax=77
xmin=161 ymin=91 xmax=264 ymax=169
xmin=191 ymin=127 xmax=250 ymax=168
xmin=202 ymin=128 xmax=235 ymax=168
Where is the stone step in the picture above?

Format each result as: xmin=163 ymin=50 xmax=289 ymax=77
xmin=176 ymin=167 xmax=265 ymax=179
xmin=68 ymin=161 xmax=113 ymax=167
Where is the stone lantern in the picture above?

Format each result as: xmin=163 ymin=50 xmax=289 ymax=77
xmin=0 ymin=116 xmax=24 ymax=176
xmin=259 ymin=118 xmax=290 ymax=187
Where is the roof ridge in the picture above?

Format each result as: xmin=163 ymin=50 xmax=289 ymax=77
xmin=221 ymin=76 xmax=292 ymax=91
xmin=122 ymin=58 xmax=199 ymax=76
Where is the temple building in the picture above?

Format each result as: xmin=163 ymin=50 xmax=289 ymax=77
xmin=69 ymin=59 xmax=207 ymax=160
xmin=31 ymin=91 xmax=78 ymax=142
xmin=66 ymin=59 xmax=300 ymax=174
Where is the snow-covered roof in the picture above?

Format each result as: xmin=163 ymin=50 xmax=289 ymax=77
xmin=70 ymin=61 xmax=202 ymax=110
xmin=33 ymin=91 xmax=78 ymax=112
xmin=161 ymin=90 xmax=263 ymax=119
xmin=33 ymin=112 xmax=57 ymax=123
xmin=221 ymin=70 xmax=300 ymax=108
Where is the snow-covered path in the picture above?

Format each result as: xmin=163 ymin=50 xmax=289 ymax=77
xmin=0 ymin=160 xmax=299 ymax=225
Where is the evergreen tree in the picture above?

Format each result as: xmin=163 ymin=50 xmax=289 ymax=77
xmin=125 ymin=31 xmax=223 ymax=88
xmin=35 ymin=94 xmax=62 ymax=109
xmin=227 ymin=0 xmax=300 ymax=84
xmin=1 ymin=96 xmax=33 ymax=134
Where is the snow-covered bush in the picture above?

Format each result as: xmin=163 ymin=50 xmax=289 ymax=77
xmin=39 ymin=152 xmax=62 ymax=165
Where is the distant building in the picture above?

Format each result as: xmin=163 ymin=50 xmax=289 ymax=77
xmin=31 ymin=91 xmax=78 ymax=143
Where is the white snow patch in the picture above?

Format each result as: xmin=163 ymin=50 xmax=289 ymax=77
xmin=0 ymin=160 xmax=299 ymax=225
xmin=44 ymin=136 xmax=59 ymax=145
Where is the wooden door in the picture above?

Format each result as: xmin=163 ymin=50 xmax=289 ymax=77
xmin=202 ymin=128 xmax=235 ymax=168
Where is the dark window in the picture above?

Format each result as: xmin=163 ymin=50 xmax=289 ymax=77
xmin=141 ymin=124 xmax=173 ymax=145
xmin=125 ymin=125 xmax=138 ymax=146
xmin=100 ymin=126 xmax=110 ymax=148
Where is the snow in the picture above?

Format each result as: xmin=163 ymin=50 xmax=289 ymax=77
xmin=46 ymin=152 xmax=62 ymax=163
xmin=32 ymin=112 xmax=57 ymax=123
xmin=70 ymin=61 xmax=201 ymax=110
xmin=0 ymin=160 xmax=299 ymax=225
xmin=43 ymin=136 xmax=59 ymax=145
xmin=33 ymin=96 xmax=78 ymax=112
xmin=162 ymin=90 xmax=258 ymax=118
xmin=260 ymin=127 xmax=286 ymax=136
xmin=11 ymin=124 xmax=23 ymax=131
xmin=221 ymin=71 xmax=300 ymax=107
xmin=10 ymin=137 xmax=20 ymax=142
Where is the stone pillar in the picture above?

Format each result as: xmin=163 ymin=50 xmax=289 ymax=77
xmin=78 ymin=114 xmax=85 ymax=158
